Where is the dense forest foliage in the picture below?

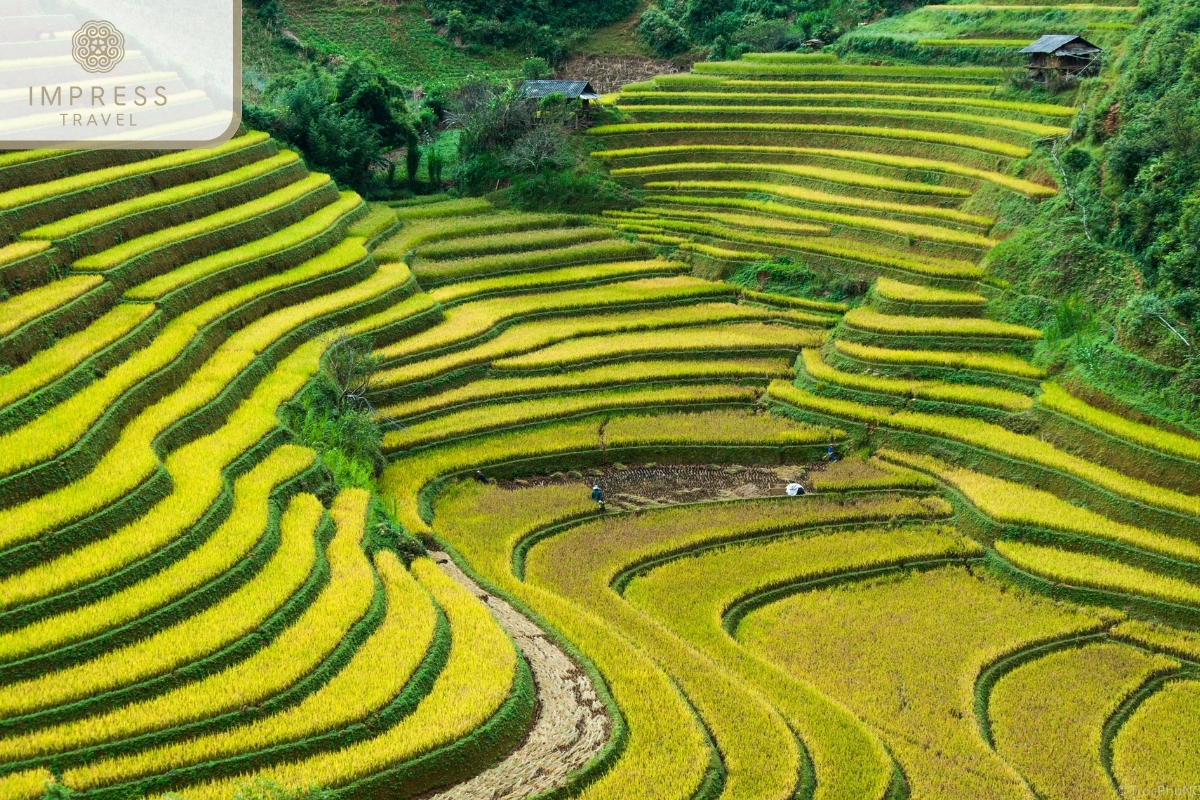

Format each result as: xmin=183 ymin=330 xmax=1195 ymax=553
xmin=987 ymin=0 xmax=1200 ymax=426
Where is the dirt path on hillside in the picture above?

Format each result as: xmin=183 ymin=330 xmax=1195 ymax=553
xmin=424 ymin=553 xmax=611 ymax=800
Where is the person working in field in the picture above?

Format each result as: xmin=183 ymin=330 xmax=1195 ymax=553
xmin=592 ymin=484 xmax=605 ymax=512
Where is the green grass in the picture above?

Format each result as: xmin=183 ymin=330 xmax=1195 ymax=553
xmin=588 ymin=122 xmax=1032 ymax=158
xmin=919 ymin=38 xmax=1036 ymax=46
xmin=692 ymin=61 xmax=1007 ymax=79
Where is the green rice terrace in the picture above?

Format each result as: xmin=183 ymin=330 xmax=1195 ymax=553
xmin=2 ymin=1 xmax=1200 ymax=798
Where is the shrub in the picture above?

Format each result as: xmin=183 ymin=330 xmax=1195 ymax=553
xmin=637 ymin=7 xmax=692 ymax=57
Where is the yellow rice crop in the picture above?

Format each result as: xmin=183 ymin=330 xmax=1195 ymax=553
xmin=989 ymin=642 xmax=1176 ymax=800
xmin=874 ymin=276 xmax=987 ymax=305
xmin=0 ymin=239 xmax=51 ymax=267
xmin=767 ymin=383 xmax=1200 ymax=518
xmin=0 ymin=132 xmax=267 ymax=210
xmin=625 ymin=91 xmax=1073 ymax=118
xmin=593 ymin=143 xmax=1055 ymax=197
xmin=0 ymin=492 xmax=323 ymax=718
xmin=375 ymin=211 xmax=578 ymax=262
xmin=0 ymin=274 xmax=102 ymax=337
xmin=168 ymin=557 xmax=516 ymax=800
xmin=644 ymin=180 xmax=994 ymax=226
xmin=414 ymin=240 xmax=653 ymax=286
xmin=374 ymin=276 xmax=730 ymax=365
xmin=24 ymin=152 xmax=306 ymax=240
xmin=0 ymin=769 xmax=53 ymax=800
xmin=625 ymin=524 xmax=978 ymax=800
xmin=587 ymin=122 xmax=1033 ymax=158
xmin=634 ymin=218 xmax=986 ymax=276
xmin=0 ymin=303 xmax=154 ymax=409
xmin=374 ymin=302 xmax=781 ymax=389
xmin=391 ymin=197 xmax=493 ymax=220
xmin=738 ymin=564 xmax=1113 ymax=800
xmin=1111 ymin=619 xmax=1200 ymax=661
xmin=678 ymin=241 xmax=769 ymax=260
xmin=833 ymin=339 xmax=1045 ymax=378
xmin=610 ymin=207 xmax=828 ymax=237
xmin=0 ymin=479 xmax=376 ymax=762
xmin=844 ymin=307 xmax=1042 ymax=339
xmin=125 ymin=191 xmax=364 ymax=301
xmin=605 ymin=407 xmax=841 ymax=447
xmin=492 ymin=323 xmax=824 ymax=371
xmin=0 ymin=446 xmax=315 ymax=664
xmin=427 ymin=260 xmax=685 ymax=304
xmin=0 ymin=239 xmax=370 ymax=483
xmin=430 ymin=482 xmax=714 ymax=800
xmin=1039 ymin=382 xmax=1200 ymax=463
xmin=617 ymin=105 xmax=1068 ymax=138
xmin=1112 ymin=678 xmax=1200 ymax=793
xmin=525 ymin=495 xmax=955 ymax=800
xmin=72 ymin=172 xmax=330 ymax=271
xmin=415 ymin=226 xmax=611 ymax=260
xmin=801 ymin=349 xmax=1032 ymax=411
xmin=740 ymin=288 xmax=847 ymax=313
xmin=720 ymin=79 xmax=995 ymax=94
xmin=878 ymin=449 xmax=1200 ymax=564
xmin=0 ymin=263 xmax=420 ymax=606
xmin=377 ymin=358 xmax=794 ymax=421
xmin=64 ymin=506 xmax=439 ymax=791
xmin=383 ymin=384 xmax=760 ymax=451
xmin=641 ymin=202 xmax=994 ymax=249
xmin=611 ymin=161 xmax=971 ymax=197
xmin=808 ymin=454 xmax=937 ymax=491
xmin=996 ymin=539 xmax=1200 ymax=606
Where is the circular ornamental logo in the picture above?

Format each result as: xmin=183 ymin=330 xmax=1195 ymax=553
xmin=72 ymin=21 xmax=125 ymax=74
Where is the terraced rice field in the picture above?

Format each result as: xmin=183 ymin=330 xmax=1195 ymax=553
xmin=3 ymin=26 xmax=1198 ymax=800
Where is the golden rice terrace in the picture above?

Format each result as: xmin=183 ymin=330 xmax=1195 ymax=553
xmin=1 ymin=7 xmax=1198 ymax=800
